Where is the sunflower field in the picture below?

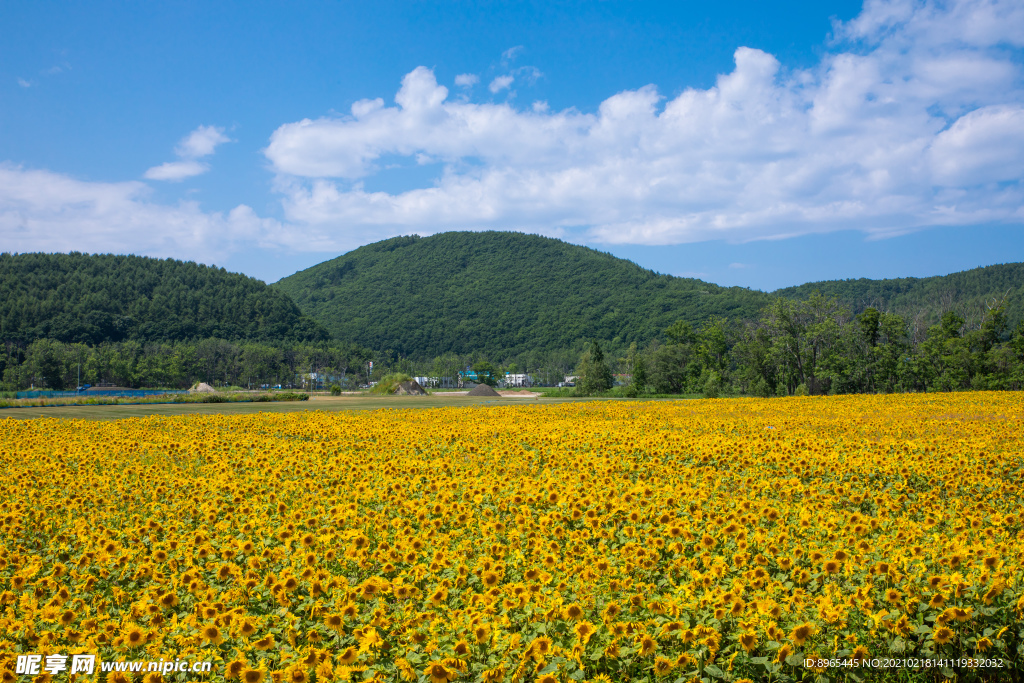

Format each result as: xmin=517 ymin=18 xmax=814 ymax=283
xmin=1 ymin=393 xmax=1023 ymax=683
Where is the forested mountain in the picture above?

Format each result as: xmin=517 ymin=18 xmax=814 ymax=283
xmin=276 ymin=232 xmax=1024 ymax=359
xmin=775 ymin=263 xmax=1024 ymax=332
xmin=4 ymin=237 xmax=1021 ymax=383
xmin=0 ymin=253 xmax=328 ymax=345
xmin=273 ymin=232 xmax=771 ymax=358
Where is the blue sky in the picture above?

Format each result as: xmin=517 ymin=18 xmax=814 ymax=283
xmin=1 ymin=0 xmax=1022 ymax=291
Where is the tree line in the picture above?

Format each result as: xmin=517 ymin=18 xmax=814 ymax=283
xmin=4 ymin=292 xmax=1023 ymax=396
xmin=0 ymin=338 xmax=583 ymax=392
xmin=574 ymin=292 xmax=1024 ymax=396
xmin=1 ymin=339 xmax=369 ymax=391
xmin=774 ymin=262 xmax=1024 ymax=332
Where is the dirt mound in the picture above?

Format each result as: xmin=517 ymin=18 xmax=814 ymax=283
xmin=191 ymin=382 xmax=217 ymax=393
xmin=467 ymin=383 xmax=501 ymax=397
xmin=395 ymin=380 xmax=428 ymax=395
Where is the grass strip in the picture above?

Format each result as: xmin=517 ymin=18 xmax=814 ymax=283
xmin=0 ymin=391 xmax=309 ymax=410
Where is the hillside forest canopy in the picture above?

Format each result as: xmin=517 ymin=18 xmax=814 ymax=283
xmin=0 ymin=252 xmax=328 ymax=345
xmin=2 ymin=239 xmax=1024 ymax=395
xmin=272 ymin=232 xmax=1024 ymax=359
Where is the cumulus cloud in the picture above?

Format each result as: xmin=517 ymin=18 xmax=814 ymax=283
xmin=0 ymin=163 xmax=282 ymax=260
xmin=6 ymin=0 xmax=1024 ymax=265
xmin=262 ymin=0 xmax=1024 ymax=249
xmin=176 ymin=125 xmax=232 ymax=158
xmin=930 ymin=105 xmax=1024 ymax=186
xmin=144 ymin=125 xmax=232 ymax=182
xmin=454 ymin=73 xmax=479 ymax=88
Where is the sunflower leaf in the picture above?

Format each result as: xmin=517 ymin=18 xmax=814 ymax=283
xmin=703 ymin=664 xmax=725 ymax=678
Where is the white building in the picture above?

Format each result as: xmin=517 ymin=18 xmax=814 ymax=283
xmin=503 ymin=373 xmax=533 ymax=387
xmin=414 ymin=376 xmax=458 ymax=388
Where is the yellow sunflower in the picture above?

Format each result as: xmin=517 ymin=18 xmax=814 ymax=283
xmin=200 ymin=624 xmax=223 ymax=646
xmin=652 ymin=656 xmax=673 ymax=677
xmin=637 ymin=634 xmax=657 ymax=656
xmin=933 ymin=626 xmax=954 ymax=645
xmin=241 ymin=668 xmax=264 ymax=683
xmin=423 ymin=662 xmax=456 ymax=683
xmin=790 ymin=623 xmax=814 ymax=646
xmin=574 ymin=620 xmax=596 ymax=644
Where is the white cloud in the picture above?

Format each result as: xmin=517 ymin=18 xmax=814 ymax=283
xmin=176 ymin=125 xmax=232 ymax=158
xmin=143 ymin=160 xmax=210 ymax=182
xmin=488 ymin=75 xmax=514 ymax=93
xmin=17 ymin=78 xmax=31 ymax=88
xmin=502 ymin=46 xmax=524 ymax=62
xmin=454 ymin=73 xmax=479 ymax=88
xmin=144 ymin=125 xmax=232 ymax=182
xmin=6 ymin=0 xmax=1024 ymax=264
xmin=261 ymin=0 xmax=1024 ymax=250
xmin=930 ymin=105 xmax=1024 ymax=185
xmin=485 ymin=67 xmax=540 ymax=96
xmin=0 ymin=163 xmax=282 ymax=260
xmin=839 ymin=0 xmax=1024 ymax=48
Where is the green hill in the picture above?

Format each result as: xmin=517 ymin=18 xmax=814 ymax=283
xmin=775 ymin=263 xmax=1024 ymax=329
xmin=272 ymin=232 xmax=770 ymax=358
xmin=276 ymin=232 xmax=1024 ymax=360
xmin=0 ymin=252 xmax=329 ymax=345
xmin=8 ymin=238 xmax=1018 ymax=361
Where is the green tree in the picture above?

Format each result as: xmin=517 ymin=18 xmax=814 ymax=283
xmin=733 ymin=323 xmax=777 ymax=396
xmin=920 ymin=311 xmax=971 ymax=391
xmin=646 ymin=320 xmax=699 ymax=394
xmin=240 ymin=343 xmax=285 ymax=388
xmin=620 ymin=342 xmax=648 ymax=396
xmin=695 ymin=317 xmax=732 ymax=396
xmin=877 ymin=312 xmax=911 ymax=392
xmin=472 ymin=360 xmax=497 ymax=386
xmin=630 ymin=355 xmax=648 ymax=396
xmin=648 ymin=340 xmax=692 ymax=394
xmin=25 ymin=339 xmax=69 ymax=390
xmin=762 ymin=293 xmax=845 ymax=395
xmin=575 ymin=340 xmax=612 ymax=396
